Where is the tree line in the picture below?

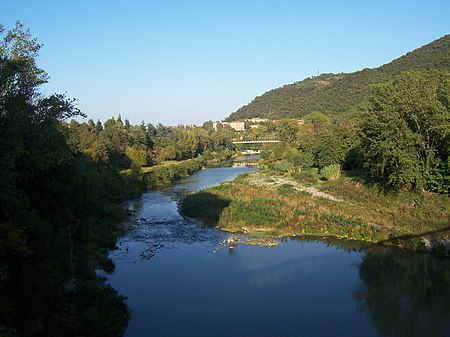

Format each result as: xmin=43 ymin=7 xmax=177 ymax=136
xmin=258 ymin=69 xmax=450 ymax=194
xmin=67 ymin=116 xmax=235 ymax=173
xmin=0 ymin=22 xmax=139 ymax=336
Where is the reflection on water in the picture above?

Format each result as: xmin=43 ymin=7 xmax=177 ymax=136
xmin=314 ymin=238 xmax=450 ymax=337
xmin=355 ymin=247 xmax=450 ymax=337
xmin=170 ymin=167 xmax=255 ymax=192
xmin=108 ymin=168 xmax=450 ymax=337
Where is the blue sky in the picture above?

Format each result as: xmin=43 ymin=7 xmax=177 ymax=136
xmin=2 ymin=0 xmax=449 ymax=125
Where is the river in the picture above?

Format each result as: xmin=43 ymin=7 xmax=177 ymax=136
xmin=105 ymin=167 xmax=450 ymax=337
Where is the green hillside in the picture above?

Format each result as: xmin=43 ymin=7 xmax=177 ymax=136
xmin=226 ymin=34 xmax=450 ymax=121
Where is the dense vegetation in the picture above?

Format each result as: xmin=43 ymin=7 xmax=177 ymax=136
xmin=183 ymin=67 xmax=450 ymax=253
xmin=67 ymin=116 xmax=236 ymax=191
xmin=67 ymin=117 xmax=235 ymax=173
xmin=236 ymin=69 xmax=450 ymax=194
xmin=361 ymin=70 xmax=450 ymax=192
xmin=227 ymin=34 xmax=450 ymax=121
xmin=0 ymin=22 xmax=136 ymax=336
xmin=182 ymin=171 xmax=450 ymax=253
xmin=0 ymin=22 xmax=237 ymax=336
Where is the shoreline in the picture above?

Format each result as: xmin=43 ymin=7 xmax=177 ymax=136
xmin=181 ymin=171 xmax=450 ymax=256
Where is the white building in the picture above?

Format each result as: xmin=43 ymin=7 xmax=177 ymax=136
xmin=213 ymin=121 xmax=246 ymax=131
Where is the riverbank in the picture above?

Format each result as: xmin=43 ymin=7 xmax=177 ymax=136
xmin=121 ymin=151 xmax=235 ymax=190
xmin=141 ymin=158 xmax=206 ymax=188
xmin=181 ymin=170 xmax=450 ymax=255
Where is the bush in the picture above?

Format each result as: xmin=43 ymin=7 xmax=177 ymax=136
xmin=425 ymin=167 xmax=450 ymax=194
xmin=270 ymin=160 xmax=299 ymax=176
xmin=321 ymin=164 xmax=341 ymax=181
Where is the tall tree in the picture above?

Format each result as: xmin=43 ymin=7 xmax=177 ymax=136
xmin=1 ymin=22 xmax=130 ymax=336
xmin=360 ymin=70 xmax=450 ymax=191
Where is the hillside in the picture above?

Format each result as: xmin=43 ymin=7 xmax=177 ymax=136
xmin=226 ymin=34 xmax=450 ymax=121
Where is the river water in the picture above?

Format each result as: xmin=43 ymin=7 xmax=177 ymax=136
xmin=106 ymin=167 xmax=450 ymax=337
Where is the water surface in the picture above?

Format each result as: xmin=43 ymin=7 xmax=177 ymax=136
xmin=107 ymin=168 xmax=450 ymax=337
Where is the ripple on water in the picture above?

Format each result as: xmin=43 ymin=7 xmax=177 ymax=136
xmin=114 ymin=209 xmax=225 ymax=263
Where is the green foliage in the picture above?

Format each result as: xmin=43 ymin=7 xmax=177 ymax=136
xmin=270 ymin=160 xmax=296 ymax=174
xmin=303 ymin=111 xmax=331 ymax=125
xmin=361 ymin=69 xmax=450 ymax=191
xmin=425 ymin=164 xmax=450 ymax=194
xmin=0 ymin=22 xmax=132 ymax=335
xmin=125 ymin=145 xmax=148 ymax=168
xmin=67 ymin=279 xmax=129 ymax=337
xmin=321 ymin=164 xmax=342 ymax=181
xmin=260 ymin=120 xmax=360 ymax=174
xmin=293 ymin=169 xmax=320 ymax=185
xmin=181 ymin=186 xmax=287 ymax=228
xmin=221 ymin=198 xmax=284 ymax=227
xmin=68 ymin=117 xmax=234 ymax=171
xmin=227 ymin=34 xmax=450 ymax=121
xmin=295 ymin=151 xmax=314 ymax=168
xmin=277 ymin=184 xmax=295 ymax=195
xmin=275 ymin=119 xmax=300 ymax=143
xmin=143 ymin=158 xmax=205 ymax=188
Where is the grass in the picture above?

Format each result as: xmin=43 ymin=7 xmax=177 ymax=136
xmin=180 ymin=169 xmax=450 ymax=254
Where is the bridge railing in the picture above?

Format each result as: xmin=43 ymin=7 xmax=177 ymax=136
xmin=232 ymin=140 xmax=280 ymax=144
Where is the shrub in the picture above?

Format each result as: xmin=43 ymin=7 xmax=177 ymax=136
xmin=270 ymin=160 xmax=300 ymax=176
xmin=425 ymin=167 xmax=450 ymax=194
xmin=321 ymin=164 xmax=341 ymax=181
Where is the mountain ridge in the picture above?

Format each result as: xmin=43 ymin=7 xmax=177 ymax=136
xmin=226 ymin=34 xmax=450 ymax=121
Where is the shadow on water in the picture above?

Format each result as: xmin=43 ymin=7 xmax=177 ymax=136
xmin=358 ymin=249 xmax=450 ymax=337
xmin=378 ymin=226 xmax=450 ymax=249
xmin=179 ymin=191 xmax=230 ymax=225
xmin=320 ymin=238 xmax=450 ymax=337
xmin=114 ymin=167 xmax=450 ymax=337
xmin=179 ymin=192 xmax=450 ymax=336
xmin=289 ymin=237 xmax=450 ymax=337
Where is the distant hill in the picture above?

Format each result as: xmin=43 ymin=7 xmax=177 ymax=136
xmin=226 ymin=34 xmax=450 ymax=121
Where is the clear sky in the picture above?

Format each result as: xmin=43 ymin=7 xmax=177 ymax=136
xmin=2 ymin=0 xmax=450 ymax=125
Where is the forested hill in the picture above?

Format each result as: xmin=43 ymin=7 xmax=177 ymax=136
xmin=226 ymin=34 xmax=450 ymax=121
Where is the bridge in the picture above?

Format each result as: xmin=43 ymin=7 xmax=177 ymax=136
xmin=232 ymin=162 xmax=260 ymax=168
xmin=232 ymin=139 xmax=280 ymax=144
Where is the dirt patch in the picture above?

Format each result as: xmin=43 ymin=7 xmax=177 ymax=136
xmin=243 ymin=172 xmax=342 ymax=202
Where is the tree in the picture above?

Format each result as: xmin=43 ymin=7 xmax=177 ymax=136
xmin=0 ymin=21 xmax=47 ymax=101
xmin=303 ymin=111 xmax=331 ymax=127
xmin=95 ymin=119 xmax=103 ymax=132
xmin=202 ymin=120 xmax=213 ymax=131
xmin=0 ymin=22 xmax=130 ymax=336
xmin=314 ymin=126 xmax=345 ymax=168
xmin=360 ymin=70 xmax=450 ymax=191
xmin=275 ymin=119 xmax=300 ymax=144
xmin=0 ymin=21 xmax=81 ymax=334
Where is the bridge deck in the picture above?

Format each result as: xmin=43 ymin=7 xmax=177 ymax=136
xmin=232 ymin=140 xmax=280 ymax=144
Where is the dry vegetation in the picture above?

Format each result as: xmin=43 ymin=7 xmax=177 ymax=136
xmin=181 ymin=170 xmax=450 ymax=253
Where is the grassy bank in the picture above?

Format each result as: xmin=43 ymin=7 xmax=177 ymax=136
xmin=181 ymin=170 xmax=450 ymax=255
xmin=141 ymin=158 xmax=206 ymax=188
xmin=121 ymin=151 xmax=235 ymax=189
